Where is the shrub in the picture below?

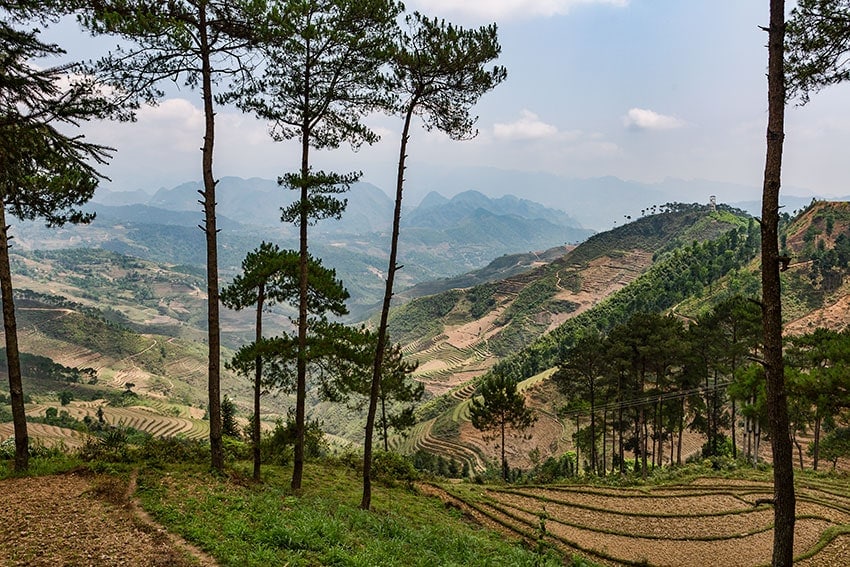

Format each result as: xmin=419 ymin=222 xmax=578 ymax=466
xmin=223 ymin=436 xmax=251 ymax=462
xmin=0 ymin=436 xmax=68 ymax=461
xmin=370 ymin=451 xmax=418 ymax=486
xmin=137 ymin=436 xmax=209 ymax=465
xmin=260 ymin=416 xmax=327 ymax=465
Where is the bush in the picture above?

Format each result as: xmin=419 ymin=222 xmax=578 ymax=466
xmin=260 ymin=416 xmax=327 ymax=466
xmin=370 ymin=451 xmax=418 ymax=485
xmin=137 ymin=436 xmax=209 ymax=465
xmin=0 ymin=436 xmax=69 ymax=461
xmin=223 ymin=436 xmax=251 ymax=462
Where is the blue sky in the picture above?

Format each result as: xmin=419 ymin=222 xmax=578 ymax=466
xmin=54 ymin=1 xmax=850 ymax=204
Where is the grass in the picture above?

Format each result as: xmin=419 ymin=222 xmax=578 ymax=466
xmin=136 ymin=460 xmax=566 ymax=567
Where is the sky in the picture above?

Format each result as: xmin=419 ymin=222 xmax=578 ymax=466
xmin=46 ymin=1 xmax=850 ymax=205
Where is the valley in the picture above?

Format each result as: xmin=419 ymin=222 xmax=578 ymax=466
xmin=3 ymin=193 xmax=850 ymax=566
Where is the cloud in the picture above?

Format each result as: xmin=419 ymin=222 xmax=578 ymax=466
xmin=408 ymin=0 xmax=628 ymax=22
xmin=493 ymin=110 xmax=559 ymax=141
xmin=623 ymin=108 xmax=685 ymax=131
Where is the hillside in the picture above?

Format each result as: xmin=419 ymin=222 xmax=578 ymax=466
xmin=5 ymin=200 xmax=850 ymax=476
xmin=390 ymin=202 xmax=755 ymax=397
xmin=390 ymin=200 xmax=850 ymax=477
xmin=13 ymin=179 xmax=593 ymax=319
xmin=0 ymin=290 xmax=293 ymax=442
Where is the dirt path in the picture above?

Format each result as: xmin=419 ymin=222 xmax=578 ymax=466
xmin=0 ymin=470 xmax=217 ymax=567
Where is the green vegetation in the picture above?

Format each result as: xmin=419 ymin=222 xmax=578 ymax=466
xmin=490 ymin=220 xmax=760 ymax=387
xmin=134 ymin=461 xmax=562 ymax=567
xmin=567 ymin=204 xmax=747 ymax=266
xmin=467 ymin=283 xmax=498 ymax=318
xmin=496 ymin=274 xmax=558 ymax=326
xmin=387 ymin=290 xmax=463 ymax=343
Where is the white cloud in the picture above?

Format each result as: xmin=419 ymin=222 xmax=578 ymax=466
xmin=493 ymin=110 xmax=558 ymax=141
xmin=408 ymin=0 xmax=627 ymax=22
xmin=623 ymin=108 xmax=685 ymax=131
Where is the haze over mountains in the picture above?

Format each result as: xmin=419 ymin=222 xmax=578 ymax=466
xmin=97 ymin=168 xmax=840 ymax=231
xmin=15 ymin=177 xmax=594 ymax=319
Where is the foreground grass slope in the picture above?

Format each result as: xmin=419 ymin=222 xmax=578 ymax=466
xmin=3 ymin=452 xmax=850 ymax=566
xmin=137 ymin=461 xmax=569 ymax=567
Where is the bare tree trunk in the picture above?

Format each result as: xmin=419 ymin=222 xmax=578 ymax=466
xmin=731 ymin=399 xmax=738 ymax=459
xmin=761 ymin=2 xmax=796 ymax=564
xmin=361 ymin=102 xmax=416 ymax=510
xmin=199 ymin=7 xmax=223 ymax=473
xmin=677 ymin=398 xmax=685 ymax=465
xmin=589 ymin=380 xmax=597 ymax=474
xmin=293 ymin=120 xmax=310 ymax=492
xmin=501 ymin=418 xmax=508 ymax=481
xmin=793 ymin=434 xmax=804 ymax=470
xmin=813 ymin=414 xmax=821 ymax=471
xmin=253 ymin=284 xmax=265 ymax=482
xmin=641 ymin=407 xmax=648 ymax=479
xmin=575 ymin=414 xmax=580 ymax=475
xmin=0 ymin=203 xmax=27 ymax=471
xmin=380 ymin=392 xmax=389 ymax=452
xmin=602 ymin=407 xmax=607 ymax=476
xmin=618 ymin=405 xmax=624 ymax=474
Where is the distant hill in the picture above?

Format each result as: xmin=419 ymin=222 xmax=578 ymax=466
xmin=389 ymin=202 xmax=756 ymax=395
xmin=391 ymin=200 xmax=850 ymax=474
xmin=6 ymin=200 xmax=850 ymax=469
xmin=18 ymin=177 xmax=592 ymax=317
xmin=398 ymin=163 xmax=842 ymax=230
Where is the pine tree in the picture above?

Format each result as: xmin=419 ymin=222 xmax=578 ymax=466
xmin=469 ymin=371 xmax=536 ymax=481
xmin=82 ymin=0 xmax=266 ymax=472
xmin=361 ymin=11 xmax=506 ymax=510
xmin=1 ymin=1 xmax=117 ymax=470
xmin=234 ymin=0 xmax=401 ymax=491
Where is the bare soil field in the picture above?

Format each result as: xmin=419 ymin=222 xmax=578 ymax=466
xmin=426 ymin=476 xmax=850 ymax=566
xmin=0 ymin=471 xmax=214 ymax=566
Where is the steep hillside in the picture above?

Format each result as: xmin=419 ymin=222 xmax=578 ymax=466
xmin=397 ymin=200 xmax=850 ymax=475
xmin=673 ymin=200 xmax=850 ymax=334
xmin=390 ymin=203 xmax=754 ymax=396
xmin=388 ymin=203 xmax=762 ymax=472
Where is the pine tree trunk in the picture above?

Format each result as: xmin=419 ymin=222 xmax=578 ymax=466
xmin=618 ymin=404 xmax=624 ymax=474
xmin=813 ymin=414 xmax=821 ymax=471
xmin=641 ymin=407 xmax=648 ymax=479
xmin=361 ymin=101 xmax=415 ymax=510
xmin=253 ymin=284 xmax=265 ymax=482
xmin=589 ymin=379 xmax=597 ymax=473
xmin=602 ymin=407 xmax=607 ymax=476
xmin=293 ymin=119 xmax=310 ymax=492
xmin=199 ymin=8 xmax=223 ymax=473
xmin=677 ymin=398 xmax=685 ymax=465
xmin=0 ymin=203 xmax=27 ymax=471
xmin=761 ymin=2 xmax=796 ymax=564
xmin=731 ymin=399 xmax=738 ymax=459
xmin=381 ymin=392 xmax=389 ymax=452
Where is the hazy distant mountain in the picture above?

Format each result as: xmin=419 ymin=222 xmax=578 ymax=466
xmin=124 ymin=176 xmax=394 ymax=233
xmin=94 ymin=187 xmax=154 ymax=207
xmin=84 ymin=203 xmax=243 ymax=231
xmin=404 ymin=190 xmax=582 ymax=231
xmin=399 ymin=163 xmax=843 ymax=230
xmin=34 ymin=177 xmax=593 ymax=317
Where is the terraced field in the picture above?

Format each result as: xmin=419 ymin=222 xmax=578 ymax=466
xmin=0 ymin=422 xmax=89 ymax=450
xmin=23 ymin=401 xmax=210 ymax=442
xmin=426 ymin=476 xmax=850 ymax=566
xmin=394 ymin=369 xmax=565 ymax=474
